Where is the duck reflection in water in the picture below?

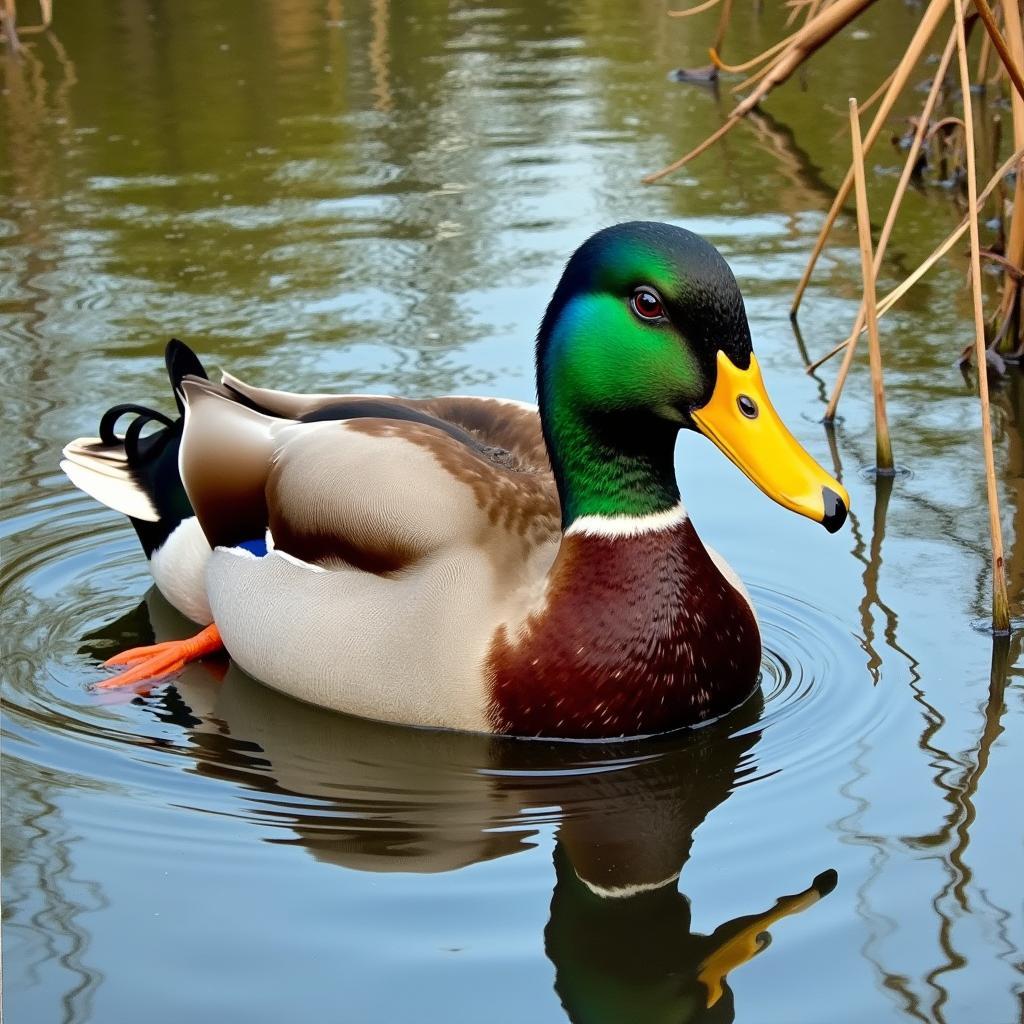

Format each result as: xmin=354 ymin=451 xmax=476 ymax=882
xmin=84 ymin=592 xmax=837 ymax=1023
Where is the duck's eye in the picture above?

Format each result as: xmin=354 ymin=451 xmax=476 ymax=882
xmin=737 ymin=395 xmax=759 ymax=419
xmin=630 ymin=288 xmax=665 ymax=322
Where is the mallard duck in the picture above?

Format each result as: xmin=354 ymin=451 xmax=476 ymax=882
xmin=62 ymin=222 xmax=848 ymax=738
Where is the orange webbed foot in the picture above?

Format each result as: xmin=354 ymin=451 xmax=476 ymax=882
xmin=96 ymin=624 xmax=225 ymax=690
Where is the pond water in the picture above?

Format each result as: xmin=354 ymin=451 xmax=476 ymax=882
xmin=2 ymin=2 xmax=1023 ymax=1021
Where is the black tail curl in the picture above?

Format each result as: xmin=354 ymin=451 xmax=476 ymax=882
xmin=99 ymin=403 xmax=176 ymax=459
xmin=96 ymin=340 xmax=208 ymax=468
xmin=106 ymin=340 xmax=208 ymax=555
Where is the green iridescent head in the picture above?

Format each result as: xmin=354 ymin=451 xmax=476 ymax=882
xmin=538 ymin=222 xmax=752 ymax=427
xmin=536 ymin=222 xmax=849 ymax=532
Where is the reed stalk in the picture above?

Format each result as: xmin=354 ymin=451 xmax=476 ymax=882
xmin=3 ymin=0 xmax=51 ymax=39
xmin=995 ymin=0 xmax=1024 ymax=351
xmin=668 ymin=0 xmax=722 ymax=18
xmin=789 ymin=0 xmax=950 ymax=316
xmin=785 ymin=0 xmax=816 ymax=29
xmin=848 ymin=98 xmax=895 ymax=471
xmin=955 ymin=0 xmax=1011 ymax=632
xmin=711 ymin=0 xmax=734 ymax=53
xmin=807 ymin=143 xmax=1024 ymax=374
xmin=857 ymin=67 xmax=899 ymax=117
xmin=822 ymin=23 xmax=958 ymax=417
xmin=711 ymin=33 xmax=796 ymax=74
xmin=2 ymin=0 xmax=18 ymax=51
xmin=977 ymin=20 xmax=993 ymax=83
xmin=730 ymin=46 xmax=797 ymax=93
xmin=973 ymin=0 xmax=1024 ymax=102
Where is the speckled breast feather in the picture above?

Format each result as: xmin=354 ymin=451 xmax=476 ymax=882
xmin=486 ymin=518 xmax=761 ymax=738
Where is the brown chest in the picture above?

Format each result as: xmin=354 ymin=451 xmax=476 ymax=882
xmin=485 ymin=521 xmax=760 ymax=738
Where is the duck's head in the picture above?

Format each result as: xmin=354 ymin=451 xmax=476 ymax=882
xmin=537 ymin=221 xmax=849 ymax=532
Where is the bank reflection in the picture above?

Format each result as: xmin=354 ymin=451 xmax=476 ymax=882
xmin=86 ymin=592 xmax=837 ymax=1024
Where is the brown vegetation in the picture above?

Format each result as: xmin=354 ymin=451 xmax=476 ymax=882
xmin=647 ymin=0 xmax=1024 ymax=361
xmin=647 ymin=0 xmax=1022 ymax=629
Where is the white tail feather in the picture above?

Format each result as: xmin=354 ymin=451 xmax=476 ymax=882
xmin=60 ymin=437 xmax=160 ymax=522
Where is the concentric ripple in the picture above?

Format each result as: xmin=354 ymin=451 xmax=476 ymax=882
xmin=747 ymin=582 xmax=895 ymax=779
xmin=3 ymin=490 xmax=878 ymax=865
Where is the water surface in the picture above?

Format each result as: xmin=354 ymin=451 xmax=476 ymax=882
xmin=3 ymin=2 xmax=1023 ymax=1022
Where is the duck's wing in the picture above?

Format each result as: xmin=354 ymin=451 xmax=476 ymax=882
xmin=179 ymin=378 xmax=561 ymax=568
xmin=220 ymin=371 xmax=549 ymax=473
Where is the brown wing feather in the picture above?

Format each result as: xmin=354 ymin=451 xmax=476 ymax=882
xmin=418 ymin=397 xmax=549 ymax=471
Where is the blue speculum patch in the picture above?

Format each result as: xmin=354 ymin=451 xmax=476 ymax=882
xmin=236 ymin=538 xmax=268 ymax=557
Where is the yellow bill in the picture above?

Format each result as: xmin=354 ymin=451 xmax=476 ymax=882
xmin=691 ymin=351 xmax=849 ymax=533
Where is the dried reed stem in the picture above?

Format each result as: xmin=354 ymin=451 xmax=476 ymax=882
xmin=977 ymin=19 xmax=993 ymax=83
xmin=2 ymin=0 xmax=19 ymax=51
xmin=981 ymin=250 xmax=1024 ymax=275
xmin=822 ymin=24 xmax=958 ymax=415
xmin=973 ymin=0 xmax=1024 ymax=103
xmin=730 ymin=46 xmax=796 ymax=93
xmin=848 ymin=98 xmax=894 ymax=470
xmin=807 ymin=336 xmax=854 ymax=374
xmin=643 ymin=117 xmax=740 ymax=184
xmin=728 ymin=12 xmax=830 ymax=92
xmin=7 ymin=0 xmax=51 ymax=36
xmin=668 ymin=0 xmax=722 ymax=18
xmin=789 ymin=0 xmax=950 ymax=316
xmin=807 ymin=143 xmax=1024 ymax=373
xmin=728 ymin=0 xmax=878 ymax=116
xmin=786 ymin=0 xmax=816 ymax=28
xmin=644 ymin=0 xmax=879 ymax=184
xmin=710 ymin=34 xmax=794 ymax=74
xmin=857 ymin=67 xmax=899 ymax=117
xmin=711 ymin=0 xmax=733 ymax=53
xmin=996 ymin=0 xmax=1024 ymax=348
xmin=927 ymin=115 xmax=967 ymax=140
xmin=955 ymin=0 xmax=1010 ymax=632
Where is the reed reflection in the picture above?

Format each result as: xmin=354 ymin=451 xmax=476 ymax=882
xmin=84 ymin=592 xmax=837 ymax=1024
xmin=823 ymin=406 xmax=1024 ymax=1020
